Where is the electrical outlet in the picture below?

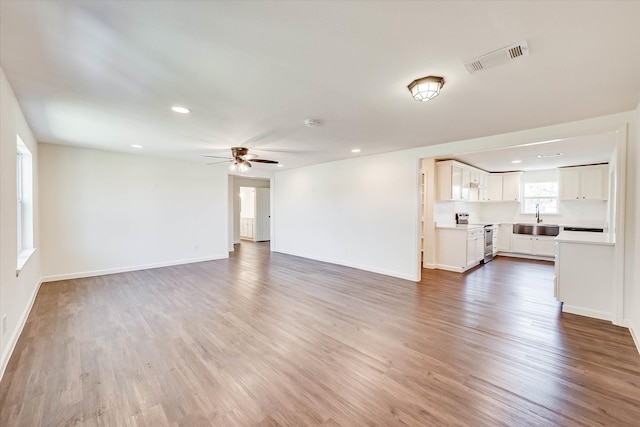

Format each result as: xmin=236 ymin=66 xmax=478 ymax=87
xmin=193 ymin=244 xmax=199 ymax=251
xmin=2 ymin=315 xmax=6 ymax=335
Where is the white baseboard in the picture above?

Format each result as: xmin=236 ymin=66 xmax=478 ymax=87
xmin=273 ymin=249 xmax=419 ymax=282
xmin=40 ymin=254 xmax=228 ymax=283
xmin=433 ymin=264 xmax=465 ymax=273
xmin=629 ymin=323 xmax=640 ymax=356
xmin=0 ymin=278 xmax=43 ymax=382
xmin=497 ymin=252 xmax=555 ymax=261
xmin=422 ymin=263 xmax=437 ymax=269
xmin=562 ymin=304 xmax=613 ymax=322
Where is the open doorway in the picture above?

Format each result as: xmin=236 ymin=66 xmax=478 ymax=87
xmin=229 ymin=176 xmax=271 ymax=250
xmin=418 ymin=127 xmax=627 ymax=325
xmin=240 ymin=186 xmax=270 ymax=241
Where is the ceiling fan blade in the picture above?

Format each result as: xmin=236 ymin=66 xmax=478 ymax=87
xmin=207 ymin=160 xmax=232 ymax=165
xmin=250 ymin=159 xmax=279 ymax=164
xmin=204 ymin=155 xmax=232 ymax=159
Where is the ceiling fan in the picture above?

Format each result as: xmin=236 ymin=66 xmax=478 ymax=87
xmin=204 ymin=146 xmax=278 ymax=172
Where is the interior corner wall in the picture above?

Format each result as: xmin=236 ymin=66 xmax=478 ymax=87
xmin=38 ymin=144 xmax=229 ymax=280
xmin=273 ymin=151 xmax=421 ymax=281
xmin=0 ymin=69 xmax=42 ymax=379
xmin=628 ymin=103 xmax=640 ymax=348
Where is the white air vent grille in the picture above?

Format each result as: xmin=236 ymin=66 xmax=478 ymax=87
xmin=509 ymin=45 xmax=524 ymax=58
xmin=464 ymin=40 xmax=529 ymax=74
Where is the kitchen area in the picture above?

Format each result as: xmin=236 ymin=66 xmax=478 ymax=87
xmin=421 ymin=130 xmax=620 ymax=323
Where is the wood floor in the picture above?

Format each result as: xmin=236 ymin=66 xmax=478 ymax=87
xmin=1 ymin=243 xmax=639 ymax=426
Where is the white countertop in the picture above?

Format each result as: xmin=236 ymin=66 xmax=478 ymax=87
xmin=555 ymin=231 xmax=615 ymax=246
xmin=436 ymin=224 xmax=484 ymax=230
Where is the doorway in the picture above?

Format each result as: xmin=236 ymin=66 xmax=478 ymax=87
xmin=229 ymin=176 xmax=271 ymax=250
xmin=240 ymin=186 xmax=271 ymax=242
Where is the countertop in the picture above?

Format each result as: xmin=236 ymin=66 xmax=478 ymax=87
xmin=435 ymin=224 xmax=484 ymax=230
xmin=555 ymin=231 xmax=615 ymax=246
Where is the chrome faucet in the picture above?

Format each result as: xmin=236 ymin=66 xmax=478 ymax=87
xmin=536 ymin=203 xmax=542 ymax=223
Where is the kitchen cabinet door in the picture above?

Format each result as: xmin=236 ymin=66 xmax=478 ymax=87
xmin=502 ymin=173 xmax=521 ymax=202
xmin=437 ymin=161 xmax=466 ymax=201
xmin=466 ymin=229 xmax=484 ymax=266
xmin=560 ymin=168 xmax=581 ymax=200
xmin=478 ymin=173 xmax=489 ymax=201
xmin=581 ymin=167 xmax=605 ymax=200
xmin=497 ymin=224 xmax=512 ymax=251
xmin=487 ymin=175 xmax=503 ymax=201
xmin=451 ymin=165 xmax=463 ymax=200
xmin=511 ymin=234 xmax=533 ymax=254
xmin=533 ymin=237 xmax=556 ymax=257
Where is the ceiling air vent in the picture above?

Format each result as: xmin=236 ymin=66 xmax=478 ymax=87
xmin=464 ymin=40 xmax=529 ymax=74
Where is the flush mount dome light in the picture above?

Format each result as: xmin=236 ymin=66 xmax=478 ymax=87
xmin=407 ymin=76 xmax=445 ymax=101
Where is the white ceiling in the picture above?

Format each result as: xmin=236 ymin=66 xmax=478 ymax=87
xmin=1 ymin=1 xmax=639 ymax=172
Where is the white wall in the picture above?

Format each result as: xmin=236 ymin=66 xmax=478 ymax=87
xmin=0 ymin=69 xmax=42 ymax=378
xmin=39 ymin=144 xmax=229 ymax=280
xmin=629 ymin=104 xmax=640 ymax=347
xmin=274 ymin=150 xmax=421 ymax=281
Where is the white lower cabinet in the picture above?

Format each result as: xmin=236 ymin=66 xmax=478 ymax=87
xmin=497 ymin=224 xmax=512 ymax=251
xmin=436 ymin=227 xmax=484 ymax=272
xmin=510 ymin=234 xmax=556 ymax=257
xmin=466 ymin=229 xmax=484 ymax=266
xmin=533 ymin=237 xmax=556 ymax=257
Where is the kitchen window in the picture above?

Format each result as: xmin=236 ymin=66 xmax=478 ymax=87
xmin=522 ymin=181 xmax=559 ymax=214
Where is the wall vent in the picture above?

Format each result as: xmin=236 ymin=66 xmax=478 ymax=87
xmin=464 ymin=40 xmax=529 ymax=74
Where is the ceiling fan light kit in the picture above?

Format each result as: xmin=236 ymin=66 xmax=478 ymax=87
xmin=407 ymin=76 xmax=445 ymax=101
xmin=229 ymin=160 xmax=251 ymax=173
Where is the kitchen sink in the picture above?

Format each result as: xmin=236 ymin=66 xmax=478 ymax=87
xmin=513 ymin=223 xmax=560 ymax=236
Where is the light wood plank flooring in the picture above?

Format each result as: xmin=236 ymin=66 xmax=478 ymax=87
xmin=1 ymin=242 xmax=639 ymax=426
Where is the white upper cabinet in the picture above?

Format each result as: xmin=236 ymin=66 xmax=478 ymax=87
xmin=501 ymin=172 xmax=522 ymax=202
xmin=437 ymin=161 xmax=522 ymax=203
xmin=486 ymin=174 xmax=503 ymax=201
xmin=559 ymin=164 xmax=607 ymax=201
xmin=437 ymin=161 xmax=463 ymax=201
xmin=437 ymin=160 xmax=478 ymax=201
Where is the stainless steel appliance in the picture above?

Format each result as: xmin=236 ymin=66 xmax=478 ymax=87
xmin=455 ymin=212 xmax=469 ymax=225
xmin=563 ymin=226 xmax=604 ymax=232
xmin=483 ymin=224 xmax=495 ymax=263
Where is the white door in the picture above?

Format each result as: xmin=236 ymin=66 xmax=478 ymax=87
xmin=254 ymin=188 xmax=271 ymax=242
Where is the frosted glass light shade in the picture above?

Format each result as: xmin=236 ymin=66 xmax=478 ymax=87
xmin=408 ymin=76 xmax=444 ymax=101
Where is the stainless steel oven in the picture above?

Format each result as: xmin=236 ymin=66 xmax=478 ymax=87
xmin=483 ymin=225 xmax=494 ymax=263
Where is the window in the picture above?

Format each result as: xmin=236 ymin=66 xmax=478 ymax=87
xmin=522 ymin=181 xmax=559 ymax=214
xmin=17 ymin=135 xmax=34 ymax=274
xmin=17 ymin=150 xmax=23 ymax=252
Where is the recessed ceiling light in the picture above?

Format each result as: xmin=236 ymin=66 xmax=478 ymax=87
xmin=131 ymin=144 xmax=143 ymax=149
xmin=171 ymin=106 xmax=190 ymax=114
xmin=304 ymin=119 xmax=320 ymax=127
xmin=351 ymin=148 xmax=361 ymax=153
xmin=511 ymin=160 xmax=522 ymax=164
xmin=277 ymin=164 xmax=284 ymax=167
